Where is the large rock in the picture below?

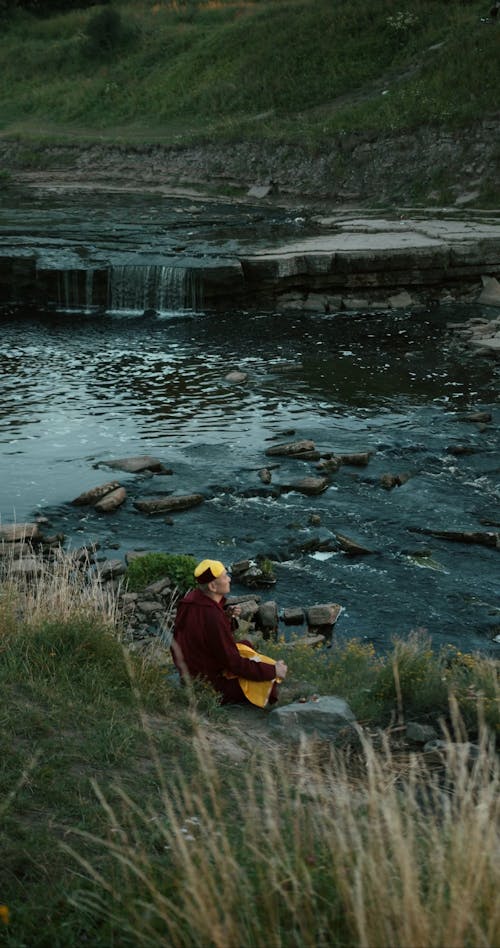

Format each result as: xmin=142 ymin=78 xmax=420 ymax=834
xmin=335 ymin=533 xmax=374 ymax=555
xmin=133 ymin=493 xmax=204 ymax=514
xmin=265 ymin=439 xmax=319 ymax=460
xmin=478 ymin=275 xmax=500 ymax=307
xmin=94 ymin=487 xmax=127 ymax=512
xmin=0 ymin=523 xmax=41 ymax=542
xmin=99 ymin=455 xmax=171 ymax=474
xmin=71 ymin=481 xmax=121 ymax=505
xmin=280 ymin=476 xmax=329 ymax=496
xmin=8 ymin=556 xmax=43 ymax=578
xmin=268 ymin=696 xmax=358 ymax=743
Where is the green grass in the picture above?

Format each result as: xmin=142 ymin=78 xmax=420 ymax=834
xmin=0 ymin=0 xmax=498 ymax=145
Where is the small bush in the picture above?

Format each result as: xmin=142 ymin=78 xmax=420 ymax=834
xmin=83 ymin=8 xmax=128 ymax=58
xmin=125 ymin=552 xmax=197 ymax=594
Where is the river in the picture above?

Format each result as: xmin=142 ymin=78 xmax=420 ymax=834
xmin=0 ymin=190 xmax=499 ymax=655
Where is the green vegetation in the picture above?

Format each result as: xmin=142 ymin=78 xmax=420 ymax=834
xmin=0 ymin=0 xmax=498 ymax=145
xmin=1 ymin=551 xmax=499 ymax=945
xmin=124 ymin=551 xmax=197 ymax=593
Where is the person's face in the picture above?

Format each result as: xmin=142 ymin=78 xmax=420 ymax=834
xmin=211 ymin=569 xmax=231 ymax=596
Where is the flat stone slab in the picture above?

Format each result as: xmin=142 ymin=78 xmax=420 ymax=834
xmin=268 ymin=695 xmax=358 ymax=743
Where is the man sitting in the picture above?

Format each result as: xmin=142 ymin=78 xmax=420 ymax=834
xmin=171 ymin=558 xmax=287 ymax=706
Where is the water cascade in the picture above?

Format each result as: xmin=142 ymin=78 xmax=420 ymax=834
xmin=56 ymin=269 xmax=96 ymax=313
xmin=109 ymin=264 xmax=202 ymax=315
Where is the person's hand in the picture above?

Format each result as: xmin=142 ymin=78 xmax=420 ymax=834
xmin=226 ymin=604 xmax=241 ymax=619
xmin=275 ymin=660 xmax=288 ymax=679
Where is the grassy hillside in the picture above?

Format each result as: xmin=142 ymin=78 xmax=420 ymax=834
xmin=0 ymin=0 xmax=499 ymax=146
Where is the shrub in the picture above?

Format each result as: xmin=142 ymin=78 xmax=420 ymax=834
xmin=125 ymin=552 xmax=197 ymax=594
xmin=83 ymin=7 xmax=128 ymax=58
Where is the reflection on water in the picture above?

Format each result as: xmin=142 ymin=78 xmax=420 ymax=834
xmin=0 ymin=306 xmax=498 ymax=654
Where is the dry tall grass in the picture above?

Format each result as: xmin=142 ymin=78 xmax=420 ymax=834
xmin=66 ymin=711 xmax=500 ymax=948
xmin=0 ymin=543 xmax=119 ymax=627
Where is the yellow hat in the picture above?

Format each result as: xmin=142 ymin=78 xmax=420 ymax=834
xmin=194 ymin=559 xmax=226 ymax=583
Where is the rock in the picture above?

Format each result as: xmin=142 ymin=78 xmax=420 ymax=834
xmin=255 ymin=600 xmax=279 ymax=639
xmin=99 ymin=455 xmax=171 ymax=474
xmin=95 ymin=486 xmax=127 ymax=512
xmin=338 ymin=451 xmax=372 ymax=466
xmin=306 ymin=603 xmax=342 ymax=642
xmin=247 ymin=182 xmax=277 ymax=199
xmin=98 ymin=559 xmax=127 ymax=581
xmin=127 ymin=638 xmax=172 ymax=668
xmin=406 ymin=722 xmax=439 ymax=743
xmin=144 ymin=577 xmax=172 ymax=596
xmin=225 ymin=370 xmax=248 ymax=383
xmin=478 ymin=275 xmax=500 ymax=307
xmin=125 ymin=550 xmax=149 ymax=564
xmin=0 ymin=541 xmax=29 ymax=558
xmin=316 ymin=456 xmax=342 ymax=473
xmin=445 ymin=444 xmax=476 ymax=456
xmin=388 ymin=291 xmax=414 ymax=308
xmin=432 ymin=530 xmax=499 ymax=548
xmin=8 ymin=557 xmax=43 ymax=578
xmin=457 ymin=411 xmax=492 ymax=423
xmin=280 ymin=476 xmax=329 ymax=496
xmin=71 ymin=481 xmax=121 ymax=506
xmin=380 ymin=472 xmax=411 ymax=489
xmin=258 ymin=468 xmax=272 ymax=484
xmin=133 ymin=493 xmax=204 ymax=514
xmin=0 ymin=523 xmax=41 ymax=542
xmin=233 ymin=562 xmax=277 ymax=588
xmin=136 ymin=600 xmax=164 ymax=616
xmin=283 ymin=607 xmax=306 ymax=626
xmin=265 ymin=439 xmax=318 ymax=459
xmin=268 ymin=696 xmax=358 ymax=744
xmin=309 ymin=513 xmax=321 ymax=526
xmin=227 ymin=596 xmax=260 ymax=621
xmin=289 ymin=634 xmax=326 ymax=648
xmin=335 ymin=533 xmax=373 ymax=555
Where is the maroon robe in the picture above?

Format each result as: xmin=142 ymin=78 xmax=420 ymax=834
xmin=172 ymin=588 xmax=277 ymax=704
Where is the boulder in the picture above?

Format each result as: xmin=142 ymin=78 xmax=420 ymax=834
xmin=99 ymin=455 xmax=171 ymax=474
xmin=0 ymin=523 xmax=41 ymax=543
xmin=280 ymin=476 xmax=329 ymax=496
xmin=457 ymin=411 xmax=492 ymax=423
xmin=478 ymin=275 xmax=500 ymax=307
xmin=316 ymin=456 xmax=342 ymax=473
xmin=306 ymin=603 xmax=342 ymax=628
xmin=225 ymin=370 xmax=248 ymax=383
xmin=268 ymin=696 xmax=358 ymax=744
xmin=8 ymin=557 xmax=43 ymax=578
xmin=71 ymin=481 xmax=121 ymax=506
xmin=255 ymin=600 xmax=279 ymax=639
xmin=335 ymin=533 xmax=373 ymax=555
xmin=405 ymin=721 xmax=439 ymax=743
xmin=258 ymin=468 xmax=272 ymax=484
xmin=94 ymin=487 xmax=127 ymax=512
xmin=98 ymin=559 xmax=127 ymax=581
xmin=265 ymin=439 xmax=319 ymax=459
xmin=338 ymin=451 xmax=372 ymax=466
xmin=133 ymin=494 xmax=204 ymax=514
xmin=380 ymin=472 xmax=411 ymax=489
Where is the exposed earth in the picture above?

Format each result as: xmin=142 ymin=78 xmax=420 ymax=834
xmin=1 ymin=117 xmax=499 ymax=208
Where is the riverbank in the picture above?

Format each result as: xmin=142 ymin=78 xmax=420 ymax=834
xmin=1 ymin=549 xmax=499 ymax=946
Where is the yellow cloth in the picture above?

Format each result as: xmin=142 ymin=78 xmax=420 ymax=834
xmin=225 ymin=642 xmax=281 ymax=708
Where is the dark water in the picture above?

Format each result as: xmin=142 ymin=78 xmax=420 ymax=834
xmin=1 ymin=303 xmax=498 ymax=655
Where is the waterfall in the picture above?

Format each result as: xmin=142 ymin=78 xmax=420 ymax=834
xmin=109 ymin=264 xmax=202 ymax=315
xmin=55 ymin=268 xmax=97 ymax=313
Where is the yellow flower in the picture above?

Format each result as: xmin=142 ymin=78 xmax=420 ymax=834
xmin=0 ymin=905 xmax=9 ymax=925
